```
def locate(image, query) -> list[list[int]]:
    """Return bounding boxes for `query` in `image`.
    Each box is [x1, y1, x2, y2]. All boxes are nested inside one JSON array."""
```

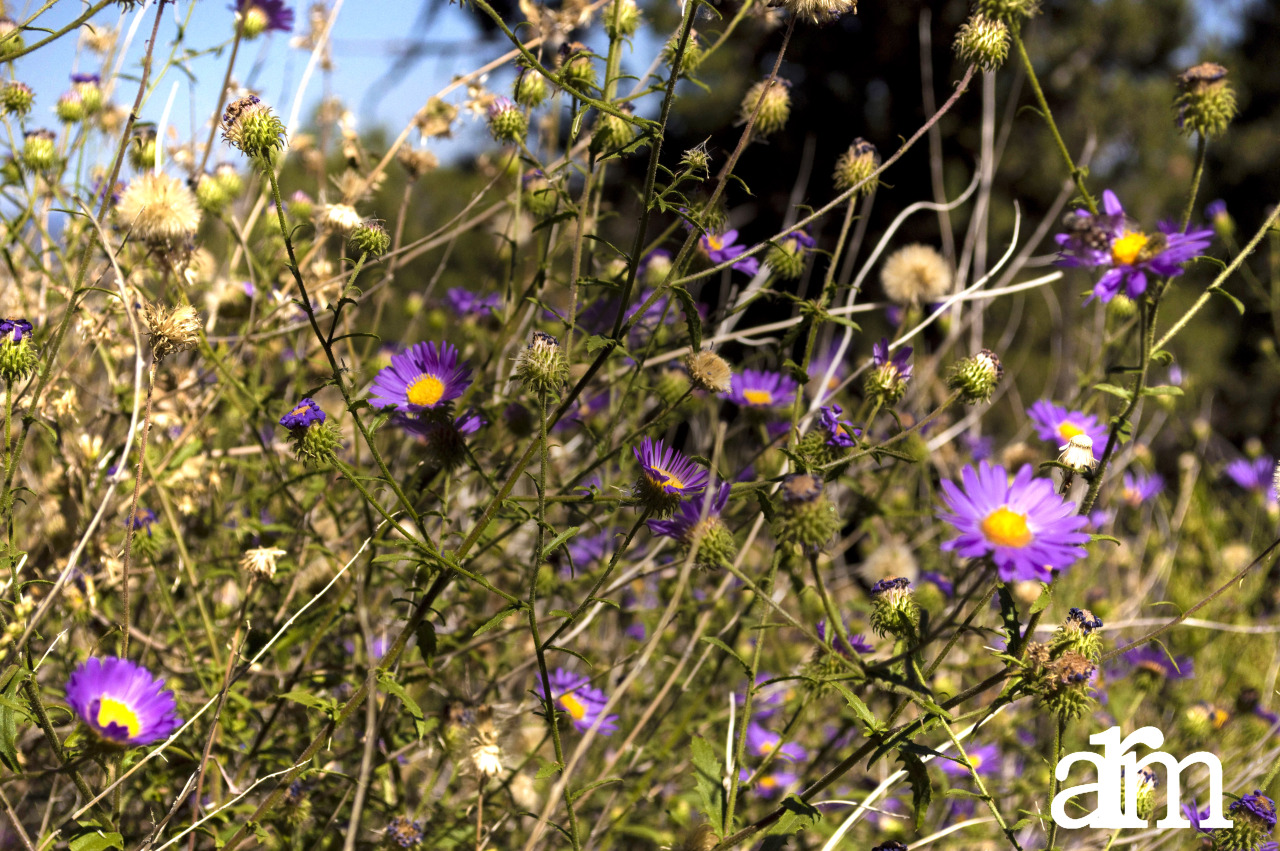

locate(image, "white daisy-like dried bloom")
[[857, 536, 919, 585], [686, 350, 732, 394], [1058, 434, 1097, 472], [880, 243, 952, 305], [142, 301, 201, 362], [241, 547, 286, 580], [320, 202, 361, 232], [776, 0, 856, 24], [117, 172, 202, 246]]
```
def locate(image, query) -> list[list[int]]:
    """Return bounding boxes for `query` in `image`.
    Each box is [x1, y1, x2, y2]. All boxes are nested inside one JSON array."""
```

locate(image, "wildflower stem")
[[809, 552, 855, 657], [2, 0, 114, 63], [1044, 714, 1066, 851], [118, 362, 158, 658], [1012, 33, 1097, 215], [939, 720, 1019, 851], [1180, 132, 1208, 233], [196, 27, 245, 178]]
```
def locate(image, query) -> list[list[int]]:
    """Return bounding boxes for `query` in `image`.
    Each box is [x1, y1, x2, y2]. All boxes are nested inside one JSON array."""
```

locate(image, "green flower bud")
[[954, 13, 1010, 72], [21, 129, 57, 173], [772, 473, 841, 552], [558, 43, 597, 93], [129, 128, 157, 170], [0, 18, 26, 61], [513, 68, 549, 109], [975, 0, 1040, 26], [195, 172, 231, 213], [870, 577, 919, 641], [764, 234, 810, 281], [220, 94, 287, 161], [55, 91, 86, 124], [73, 78, 103, 114], [833, 138, 879, 196], [521, 169, 558, 219], [655, 368, 691, 405], [662, 29, 704, 76], [514, 331, 567, 397], [1, 81, 32, 117], [740, 79, 791, 138], [487, 97, 527, 144], [1047, 607, 1104, 662], [350, 219, 392, 257], [214, 162, 244, 199], [590, 109, 637, 158], [1176, 62, 1237, 138], [604, 0, 641, 39], [946, 349, 1003, 404], [0, 320, 37, 384], [288, 190, 314, 220]]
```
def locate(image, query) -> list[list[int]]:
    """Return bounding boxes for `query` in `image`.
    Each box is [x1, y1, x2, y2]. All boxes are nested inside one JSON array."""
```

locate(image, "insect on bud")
[[833, 138, 879, 196], [220, 94, 287, 161], [947, 349, 1003, 404], [513, 331, 567, 397], [1175, 62, 1237, 138]]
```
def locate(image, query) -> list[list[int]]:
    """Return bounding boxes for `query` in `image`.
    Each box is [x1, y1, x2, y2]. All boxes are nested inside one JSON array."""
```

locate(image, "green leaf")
[[1090, 533, 1122, 546], [543, 526, 581, 558], [473, 605, 521, 637], [897, 748, 933, 831], [762, 794, 823, 849], [828, 682, 878, 730], [996, 585, 1024, 658], [1093, 382, 1133, 402], [415, 620, 437, 666], [376, 671, 427, 739], [1209, 285, 1246, 315], [1030, 582, 1053, 614], [699, 636, 750, 676], [1141, 385, 1184, 397], [279, 690, 337, 715], [536, 759, 564, 779], [690, 735, 726, 832], [585, 335, 615, 354], [568, 776, 622, 803], [0, 673, 21, 771], [69, 829, 124, 851], [670, 285, 702, 352]]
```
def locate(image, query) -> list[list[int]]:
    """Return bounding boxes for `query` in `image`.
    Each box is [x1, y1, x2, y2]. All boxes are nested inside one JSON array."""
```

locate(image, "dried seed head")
[[143, 302, 201, 362], [240, 547, 286, 580], [117, 172, 202, 246], [686, 350, 732, 394]]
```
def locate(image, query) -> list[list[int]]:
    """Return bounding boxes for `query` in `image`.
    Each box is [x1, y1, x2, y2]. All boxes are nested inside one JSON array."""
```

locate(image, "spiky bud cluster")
[[662, 30, 704, 76], [0, 18, 26, 61], [955, 14, 1010, 71], [1120, 768, 1159, 823], [220, 94, 287, 161], [143, 302, 201, 362], [385, 815, 425, 849], [1023, 644, 1096, 720], [558, 43, 598, 93], [870, 577, 918, 641], [487, 97, 527, 144], [865, 356, 910, 406], [975, 0, 1040, 26], [605, 0, 641, 39], [0, 319, 37, 383], [765, 232, 814, 281], [129, 128, 157, 170], [590, 109, 637, 157], [280, 398, 340, 466], [687, 350, 732, 394], [740, 79, 791, 138], [21, 129, 57, 173], [681, 144, 711, 176], [947, 349, 1002, 404], [1048, 607, 1104, 662], [514, 331, 567, 397], [772, 473, 841, 552], [1, 81, 31, 117], [56, 90, 86, 123], [522, 170, 559, 219], [350, 219, 391, 257], [1175, 62, 1237, 138], [195, 172, 231, 213], [833, 138, 880, 196], [513, 68, 549, 109], [1216, 792, 1278, 851]]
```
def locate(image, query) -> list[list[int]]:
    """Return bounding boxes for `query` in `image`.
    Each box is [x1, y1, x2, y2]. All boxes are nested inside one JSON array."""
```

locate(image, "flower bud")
[[514, 331, 567, 397], [21, 129, 57, 172], [220, 94, 287, 161], [0, 18, 26, 61], [214, 162, 244, 199], [1048, 607, 1104, 661], [765, 230, 814, 281], [870, 577, 919, 641], [558, 43, 597, 93], [1119, 768, 1158, 822], [604, 0, 641, 39], [195, 172, 231, 213], [772, 473, 841, 552], [1, 81, 31, 117], [680, 143, 711, 175], [947, 349, 1003, 404], [0, 319, 37, 383], [350, 219, 391, 257], [662, 29, 704, 75], [955, 13, 1009, 71], [129, 128, 157, 170], [1036, 651, 1096, 720], [1176, 62, 1237, 138], [590, 108, 637, 157], [1217, 792, 1277, 851], [687, 350, 732, 394], [143, 302, 201, 362], [72, 74, 103, 114], [522, 169, 559, 219], [513, 67, 548, 109], [288, 189, 314, 220], [487, 97, 527, 144], [975, 0, 1040, 26], [280, 398, 340, 466], [740, 79, 790, 138], [833, 138, 879, 196], [56, 90, 86, 123]]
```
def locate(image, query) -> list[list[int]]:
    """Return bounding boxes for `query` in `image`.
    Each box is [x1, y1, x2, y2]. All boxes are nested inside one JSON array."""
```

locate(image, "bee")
[[1061, 210, 1123, 252], [220, 94, 261, 128], [1134, 231, 1169, 263]]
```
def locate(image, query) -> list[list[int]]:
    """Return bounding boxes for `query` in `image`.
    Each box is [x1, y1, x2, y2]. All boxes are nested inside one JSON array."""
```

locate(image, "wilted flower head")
[[142, 302, 201, 362], [240, 546, 286, 580], [687, 349, 732, 394], [1055, 190, 1213, 304], [1058, 434, 1097, 473], [117, 172, 202, 246], [65, 657, 183, 746], [880, 244, 951, 305], [385, 815, 424, 849], [321, 202, 362, 232]]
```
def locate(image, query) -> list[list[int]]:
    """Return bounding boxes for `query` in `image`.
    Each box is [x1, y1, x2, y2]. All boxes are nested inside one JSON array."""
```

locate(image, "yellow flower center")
[[969, 753, 984, 770], [1111, 231, 1150, 266], [759, 775, 778, 790], [743, 389, 774, 406], [96, 697, 141, 739], [705, 235, 724, 251], [647, 466, 685, 490], [558, 693, 587, 721], [1057, 422, 1083, 442], [406, 374, 445, 407], [759, 739, 776, 754], [980, 506, 1032, 548]]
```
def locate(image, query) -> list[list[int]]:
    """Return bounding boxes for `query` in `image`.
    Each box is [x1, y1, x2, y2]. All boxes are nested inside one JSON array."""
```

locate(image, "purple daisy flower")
[[0, 318, 33, 343], [939, 743, 1000, 777], [279, 397, 326, 430], [745, 722, 808, 761], [564, 527, 618, 573], [648, 482, 730, 542], [1183, 801, 1214, 834], [818, 404, 859, 448], [700, 229, 760, 276], [65, 657, 183, 746], [1121, 471, 1164, 507], [632, 437, 709, 505], [739, 766, 798, 798], [815, 618, 873, 655], [724, 368, 798, 410], [232, 0, 294, 33], [124, 507, 157, 536], [1120, 644, 1193, 680], [445, 287, 501, 318], [369, 341, 472, 412], [1055, 189, 1213, 303], [963, 433, 994, 462], [937, 462, 1090, 582], [547, 669, 618, 735], [70, 72, 101, 85], [919, 570, 955, 597], [1027, 400, 1107, 455], [872, 338, 913, 382], [808, 341, 851, 403], [1231, 791, 1278, 830], [1225, 456, 1275, 494]]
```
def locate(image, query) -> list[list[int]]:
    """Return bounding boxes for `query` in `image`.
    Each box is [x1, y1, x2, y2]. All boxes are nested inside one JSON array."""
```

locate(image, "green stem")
[[1045, 715, 1066, 851], [1179, 133, 1207, 233], [940, 719, 1019, 850]]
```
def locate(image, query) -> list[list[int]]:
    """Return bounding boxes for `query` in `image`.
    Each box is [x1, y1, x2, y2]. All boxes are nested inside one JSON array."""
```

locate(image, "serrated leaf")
[[1030, 581, 1053, 614], [699, 636, 750, 675], [279, 690, 334, 713], [473, 605, 521, 636], [690, 735, 726, 832], [762, 794, 823, 848], [585, 335, 614, 354], [543, 526, 580, 557], [897, 748, 933, 831], [828, 681, 877, 729], [536, 760, 564, 779]]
